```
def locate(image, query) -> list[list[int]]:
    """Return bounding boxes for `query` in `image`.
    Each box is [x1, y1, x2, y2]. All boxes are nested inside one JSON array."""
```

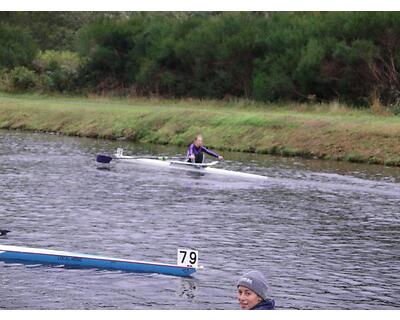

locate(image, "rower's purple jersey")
[[187, 144, 219, 158]]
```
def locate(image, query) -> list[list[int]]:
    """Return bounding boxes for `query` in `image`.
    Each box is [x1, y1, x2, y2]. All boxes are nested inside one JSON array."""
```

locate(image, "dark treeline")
[[1, 12, 400, 107]]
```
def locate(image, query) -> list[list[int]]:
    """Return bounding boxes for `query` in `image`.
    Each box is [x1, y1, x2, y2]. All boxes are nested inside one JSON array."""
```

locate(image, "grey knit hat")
[[237, 270, 270, 300]]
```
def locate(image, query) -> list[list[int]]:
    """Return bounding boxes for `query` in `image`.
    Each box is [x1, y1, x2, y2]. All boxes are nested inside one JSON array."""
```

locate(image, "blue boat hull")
[[0, 245, 196, 277]]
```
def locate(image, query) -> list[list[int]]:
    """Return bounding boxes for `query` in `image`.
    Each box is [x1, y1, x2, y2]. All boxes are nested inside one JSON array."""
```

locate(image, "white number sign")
[[177, 249, 198, 268]]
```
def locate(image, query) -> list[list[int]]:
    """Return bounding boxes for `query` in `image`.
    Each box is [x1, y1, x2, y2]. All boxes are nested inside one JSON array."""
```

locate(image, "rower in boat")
[[187, 135, 223, 163]]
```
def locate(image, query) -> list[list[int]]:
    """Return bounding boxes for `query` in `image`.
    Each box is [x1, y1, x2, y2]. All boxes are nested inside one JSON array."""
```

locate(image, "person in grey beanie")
[[237, 270, 275, 310]]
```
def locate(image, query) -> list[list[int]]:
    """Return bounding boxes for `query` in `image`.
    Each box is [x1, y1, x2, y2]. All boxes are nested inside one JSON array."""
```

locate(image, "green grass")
[[1, 92, 400, 166]]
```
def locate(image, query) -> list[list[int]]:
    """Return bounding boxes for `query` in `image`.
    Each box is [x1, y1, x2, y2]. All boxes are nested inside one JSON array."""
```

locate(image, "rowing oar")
[[96, 154, 180, 164], [0, 230, 10, 236]]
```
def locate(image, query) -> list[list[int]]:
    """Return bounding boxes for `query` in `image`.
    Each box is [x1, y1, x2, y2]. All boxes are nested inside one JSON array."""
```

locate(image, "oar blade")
[[96, 154, 113, 164]]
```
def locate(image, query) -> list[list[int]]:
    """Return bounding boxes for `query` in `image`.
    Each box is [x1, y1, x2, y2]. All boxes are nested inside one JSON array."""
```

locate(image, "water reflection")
[[178, 278, 198, 302]]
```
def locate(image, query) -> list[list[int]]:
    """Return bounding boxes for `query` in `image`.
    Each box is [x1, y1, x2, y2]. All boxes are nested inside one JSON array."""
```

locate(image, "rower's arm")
[[201, 146, 219, 158], [187, 144, 195, 157]]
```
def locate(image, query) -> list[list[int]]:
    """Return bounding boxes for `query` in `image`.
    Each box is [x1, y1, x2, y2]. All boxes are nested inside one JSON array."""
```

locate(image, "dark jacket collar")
[[251, 299, 275, 310]]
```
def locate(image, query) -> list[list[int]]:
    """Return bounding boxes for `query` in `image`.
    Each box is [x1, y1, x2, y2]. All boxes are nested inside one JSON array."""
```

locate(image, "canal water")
[[0, 130, 399, 309]]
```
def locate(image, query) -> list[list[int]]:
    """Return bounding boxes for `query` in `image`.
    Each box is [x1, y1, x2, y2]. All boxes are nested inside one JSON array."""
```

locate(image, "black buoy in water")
[[0, 230, 10, 236]]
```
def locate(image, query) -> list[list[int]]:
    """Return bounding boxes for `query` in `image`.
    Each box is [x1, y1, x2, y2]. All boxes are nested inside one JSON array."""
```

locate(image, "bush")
[[33, 50, 81, 72], [8, 66, 37, 91], [45, 63, 79, 92], [0, 24, 37, 69], [0, 69, 10, 91], [33, 50, 81, 92], [35, 73, 52, 92], [392, 105, 400, 116]]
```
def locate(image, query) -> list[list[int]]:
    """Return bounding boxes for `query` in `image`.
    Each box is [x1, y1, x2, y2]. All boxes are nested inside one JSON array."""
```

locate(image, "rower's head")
[[194, 134, 203, 147], [237, 271, 269, 310]]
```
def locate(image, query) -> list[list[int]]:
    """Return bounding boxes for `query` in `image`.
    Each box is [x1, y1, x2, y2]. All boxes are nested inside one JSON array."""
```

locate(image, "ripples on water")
[[0, 130, 399, 309]]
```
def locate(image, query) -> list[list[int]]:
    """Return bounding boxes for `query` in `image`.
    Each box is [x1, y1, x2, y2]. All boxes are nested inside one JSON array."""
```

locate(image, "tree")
[[0, 24, 37, 69]]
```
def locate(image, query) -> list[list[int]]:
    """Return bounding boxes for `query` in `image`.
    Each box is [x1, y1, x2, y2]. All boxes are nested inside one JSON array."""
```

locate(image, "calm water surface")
[[0, 130, 399, 309]]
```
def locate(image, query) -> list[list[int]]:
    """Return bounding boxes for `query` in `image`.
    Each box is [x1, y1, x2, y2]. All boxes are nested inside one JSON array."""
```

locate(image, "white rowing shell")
[[113, 149, 266, 179]]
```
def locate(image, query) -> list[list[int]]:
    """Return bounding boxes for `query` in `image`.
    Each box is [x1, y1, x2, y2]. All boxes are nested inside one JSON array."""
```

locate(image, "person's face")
[[237, 285, 262, 310], [195, 136, 203, 147]]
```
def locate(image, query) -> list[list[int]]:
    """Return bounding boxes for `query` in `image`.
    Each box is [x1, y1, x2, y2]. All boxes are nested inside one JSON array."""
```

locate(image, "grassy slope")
[[0, 93, 400, 166]]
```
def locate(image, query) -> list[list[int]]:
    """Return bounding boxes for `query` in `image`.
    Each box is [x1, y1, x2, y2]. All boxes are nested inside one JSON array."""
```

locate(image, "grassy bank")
[[1, 93, 400, 166]]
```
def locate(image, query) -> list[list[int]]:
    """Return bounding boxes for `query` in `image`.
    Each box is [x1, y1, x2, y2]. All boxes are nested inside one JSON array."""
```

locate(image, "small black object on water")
[[0, 230, 11, 236]]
